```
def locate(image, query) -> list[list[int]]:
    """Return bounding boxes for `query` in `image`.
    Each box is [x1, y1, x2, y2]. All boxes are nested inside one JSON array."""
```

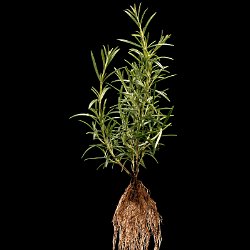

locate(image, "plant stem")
[[135, 141, 139, 177]]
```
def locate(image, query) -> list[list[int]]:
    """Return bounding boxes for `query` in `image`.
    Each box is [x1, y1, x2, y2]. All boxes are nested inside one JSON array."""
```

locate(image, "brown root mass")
[[112, 178, 162, 250]]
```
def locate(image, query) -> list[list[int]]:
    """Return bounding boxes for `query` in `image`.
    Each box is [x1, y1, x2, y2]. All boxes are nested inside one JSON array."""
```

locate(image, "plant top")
[[70, 3, 176, 178]]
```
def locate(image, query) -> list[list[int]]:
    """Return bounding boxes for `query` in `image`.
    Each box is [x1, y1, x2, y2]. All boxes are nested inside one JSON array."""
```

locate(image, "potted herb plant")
[[70, 3, 176, 249]]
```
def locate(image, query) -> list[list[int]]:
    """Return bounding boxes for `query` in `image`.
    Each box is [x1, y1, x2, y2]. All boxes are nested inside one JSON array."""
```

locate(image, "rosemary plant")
[[70, 3, 176, 250], [70, 3, 175, 178]]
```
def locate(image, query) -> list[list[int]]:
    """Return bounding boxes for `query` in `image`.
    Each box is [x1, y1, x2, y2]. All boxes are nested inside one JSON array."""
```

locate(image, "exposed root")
[[112, 178, 162, 250]]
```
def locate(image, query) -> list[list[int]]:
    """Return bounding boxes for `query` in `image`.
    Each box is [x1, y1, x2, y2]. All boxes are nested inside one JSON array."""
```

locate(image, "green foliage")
[[70, 3, 176, 177]]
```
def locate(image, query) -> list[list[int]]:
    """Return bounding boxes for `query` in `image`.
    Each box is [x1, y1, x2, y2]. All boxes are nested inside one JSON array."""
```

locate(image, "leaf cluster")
[[70, 3, 176, 177]]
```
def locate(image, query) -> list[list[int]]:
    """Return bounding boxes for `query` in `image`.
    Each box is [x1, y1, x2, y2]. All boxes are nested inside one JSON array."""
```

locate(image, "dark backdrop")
[[7, 0, 240, 249]]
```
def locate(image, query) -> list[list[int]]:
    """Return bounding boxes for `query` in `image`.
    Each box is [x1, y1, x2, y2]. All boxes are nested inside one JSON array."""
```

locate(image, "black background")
[[5, 0, 243, 249]]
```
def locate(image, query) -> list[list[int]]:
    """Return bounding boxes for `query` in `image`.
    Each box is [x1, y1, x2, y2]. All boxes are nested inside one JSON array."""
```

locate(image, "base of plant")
[[112, 178, 162, 250]]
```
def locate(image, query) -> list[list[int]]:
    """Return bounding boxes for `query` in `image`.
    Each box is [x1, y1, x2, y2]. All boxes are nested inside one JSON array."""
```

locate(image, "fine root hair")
[[112, 178, 162, 250]]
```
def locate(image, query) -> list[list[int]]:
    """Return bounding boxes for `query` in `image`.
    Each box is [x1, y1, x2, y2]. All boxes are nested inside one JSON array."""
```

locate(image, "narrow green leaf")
[[100, 86, 109, 101], [156, 43, 174, 46], [144, 151, 159, 164], [81, 144, 98, 159], [124, 9, 139, 26], [88, 99, 98, 110], [162, 134, 177, 137], [128, 51, 141, 62], [140, 7, 148, 24], [84, 156, 106, 161], [154, 128, 162, 149], [91, 87, 99, 97], [77, 119, 94, 131], [117, 39, 141, 48], [142, 12, 157, 34], [159, 56, 174, 60], [69, 113, 96, 119], [90, 51, 100, 81], [155, 90, 170, 102]]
